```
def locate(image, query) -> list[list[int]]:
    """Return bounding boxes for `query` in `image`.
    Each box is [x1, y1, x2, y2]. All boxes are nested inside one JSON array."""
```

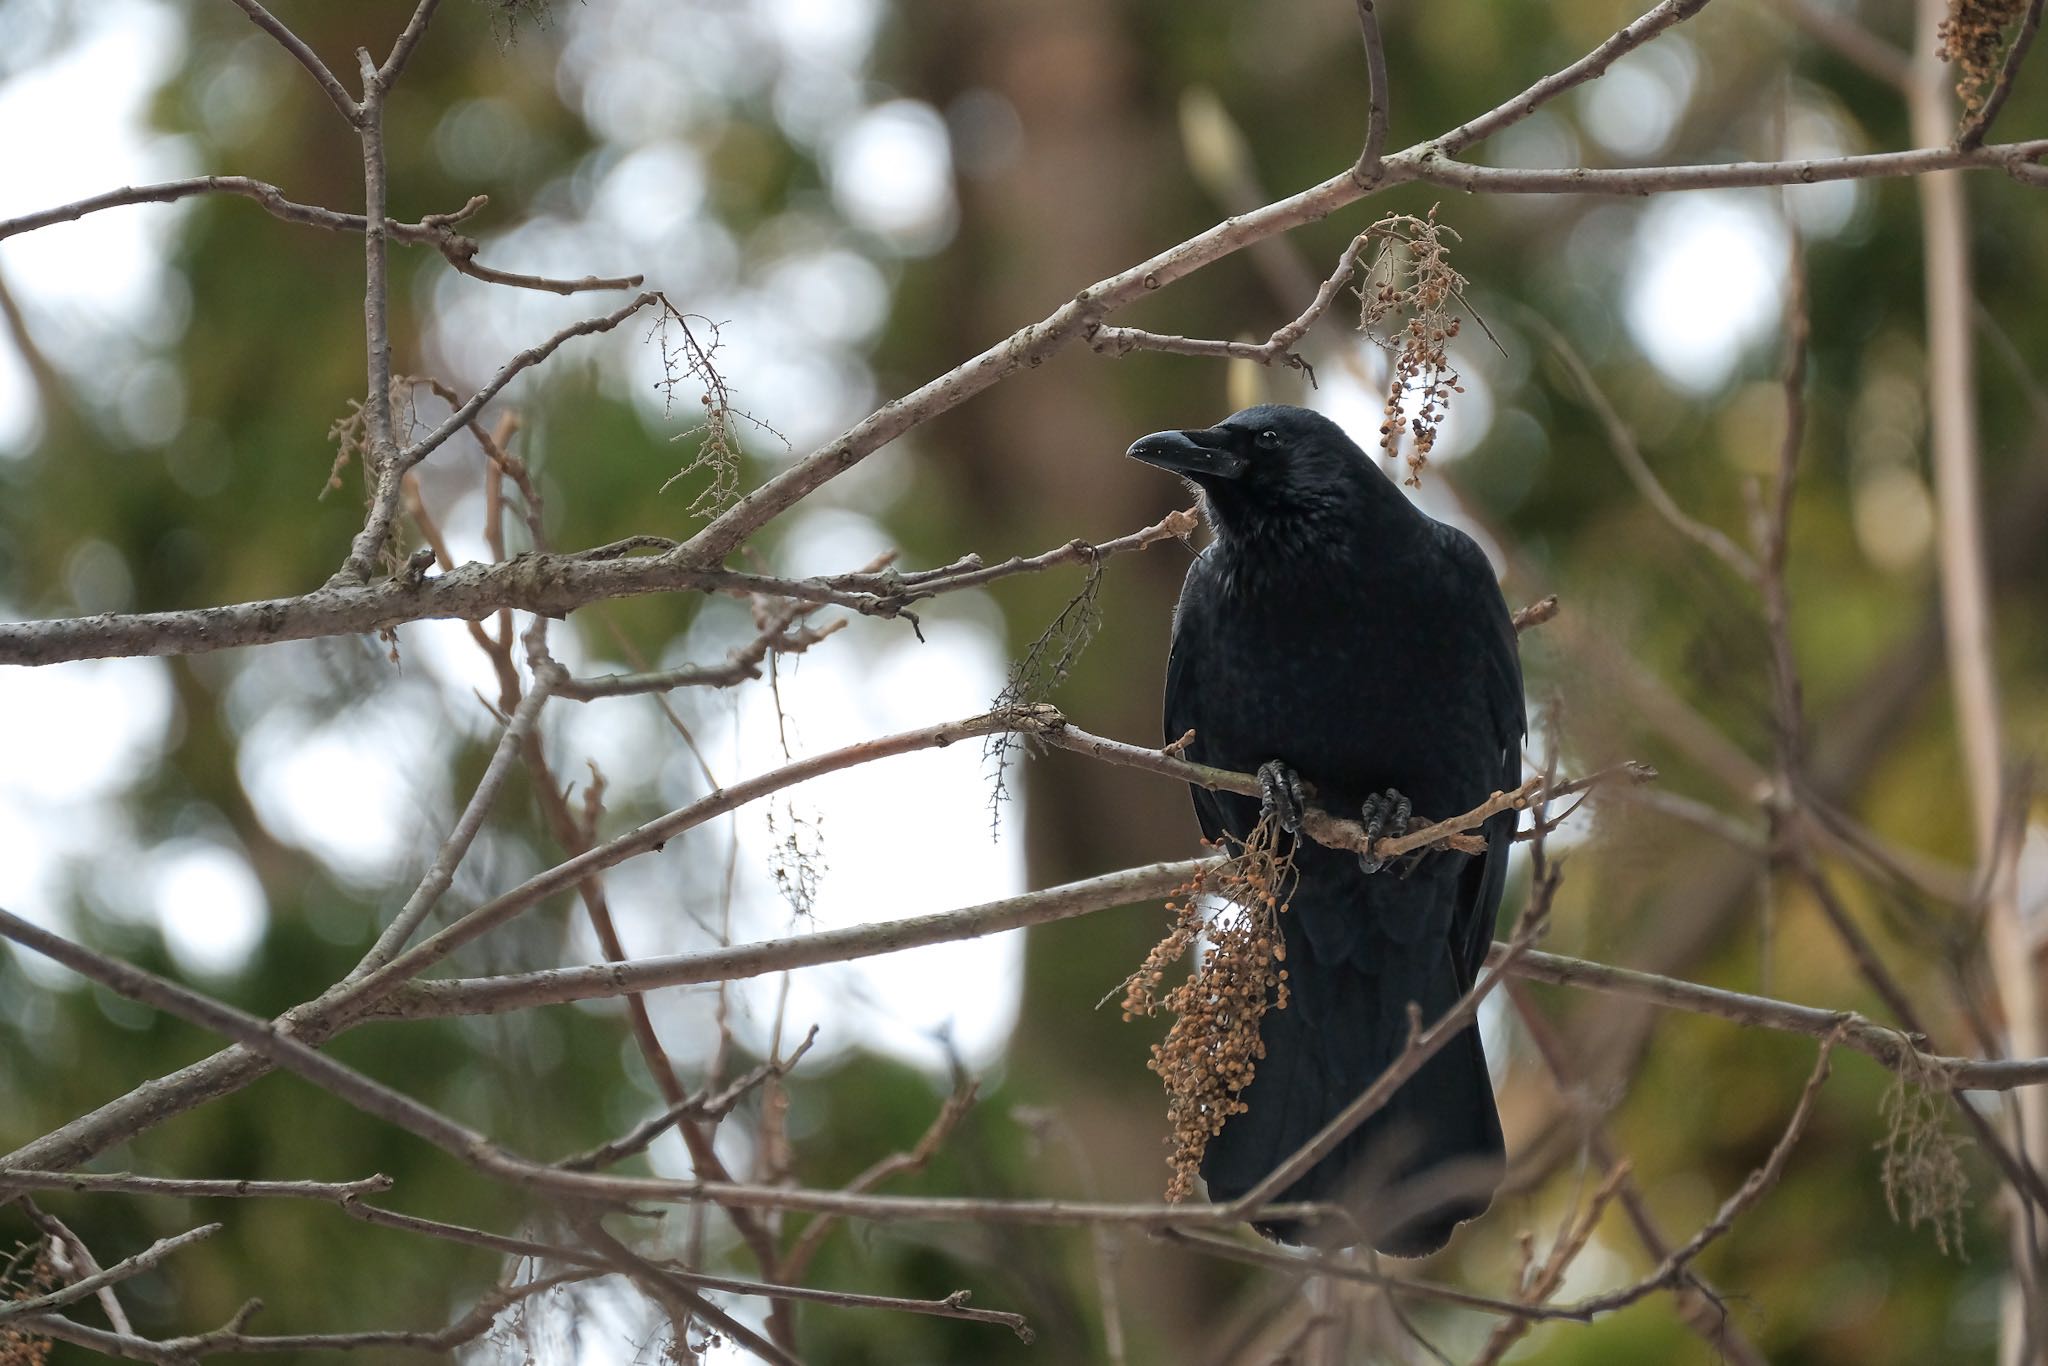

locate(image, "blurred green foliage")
[[3, 0, 2047, 1362]]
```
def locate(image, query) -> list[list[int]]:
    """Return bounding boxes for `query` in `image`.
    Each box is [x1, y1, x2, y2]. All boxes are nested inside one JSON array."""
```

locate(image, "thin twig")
[[818, 505, 1201, 604], [1353, 0, 1392, 178], [400, 292, 659, 468], [1431, 0, 1715, 156], [332, 291, 660, 587], [379, 0, 444, 83], [373, 742, 1634, 1020], [1528, 310, 1759, 581], [781, 1080, 980, 1283], [0, 1170, 391, 1202], [1753, 230, 1809, 763], [352, 668, 559, 975], [335, 48, 400, 588], [1505, 944, 2048, 1089], [1777, 0, 1913, 90], [1090, 233, 1377, 383], [350, 709, 1081, 1001], [18, 1201, 135, 1336], [224, 0, 359, 122], [378, 855, 1210, 1018], [1168, 1033, 1838, 1327], [0, 1223, 220, 1323], [1563, 1032, 1841, 1317], [1160, 1228, 1559, 1319], [0, 505, 1192, 667], [1413, 137, 2048, 193], [1511, 594, 1559, 632], [1039, 718, 1648, 862], [1471, 1162, 1632, 1364], [18, 1270, 594, 1362], [341, 1201, 1031, 1336], [1506, 983, 1767, 1363], [557, 610, 845, 699], [571, 1216, 797, 1366], [1, 897, 1358, 1232], [557, 1032, 818, 1172], [0, 177, 644, 293], [1795, 853, 2048, 1212]]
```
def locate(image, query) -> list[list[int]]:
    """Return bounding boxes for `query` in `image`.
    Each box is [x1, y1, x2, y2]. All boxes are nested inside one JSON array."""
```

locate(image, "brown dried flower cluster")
[[0, 1240, 55, 1366], [1358, 207, 1469, 486], [1122, 815, 1297, 1201], [1937, 0, 2029, 112]]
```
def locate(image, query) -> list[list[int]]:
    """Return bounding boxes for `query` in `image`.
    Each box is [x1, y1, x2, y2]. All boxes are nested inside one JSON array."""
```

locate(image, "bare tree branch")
[[224, 0, 359, 123], [0, 1171, 391, 1202], [556, 610, 845, 698], [1353, 0, 1393, 178], [341, 1200, 1032, 1337], [18, 1270, 595, 1362], [1506, 945, 2048, 1089], [1168, 1031, 1839, 1328], [378, 856, 1208, 1019], [16, 1202, 136, 1336], [379, 0, 444, 84], [0, 506, 1191, 667], [1560, 1031, 1840, 1318], [2, 897, 1359, 1232], [780, 1080, 981, 1283], [1089, 232, 1377, 381], [352, 667, 559, 975], [351, 53, 397, 568], [0, 177, 643, 294], [0, 1223, 220, 1324], [1776, 0, 1913, 90], [1528, 311, 1760, 581], [558, 1032, 818, 1172], [1411, 137, 2048, 192], [399, 292, 659, 469], [10, 0, 2048, 1353], [1471, 1162, 1632, 1364], [1506, 984, 1768, 1364], [1431, 0, 1715, 156]]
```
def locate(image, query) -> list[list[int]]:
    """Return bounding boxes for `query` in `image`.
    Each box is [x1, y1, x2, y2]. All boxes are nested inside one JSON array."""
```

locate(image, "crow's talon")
[[1357, 788, 1412, 874], [1257, 761, 1307, 835]]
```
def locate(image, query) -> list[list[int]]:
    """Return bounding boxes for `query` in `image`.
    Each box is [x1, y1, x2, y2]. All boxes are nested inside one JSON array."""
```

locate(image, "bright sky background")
[[0, 5, 1900, 1360]]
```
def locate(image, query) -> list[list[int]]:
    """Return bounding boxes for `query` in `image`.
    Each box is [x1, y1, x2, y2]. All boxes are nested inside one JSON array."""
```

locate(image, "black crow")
[[1128, 403, 1523, 1255]]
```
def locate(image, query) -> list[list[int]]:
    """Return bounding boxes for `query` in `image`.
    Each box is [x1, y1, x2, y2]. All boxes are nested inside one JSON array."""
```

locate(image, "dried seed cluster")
[[1, 1239, 55, 1366], [1937, 0, 2029, 112], [1357, 207, 1469, 486], [1122, 815, 1297, 1201]]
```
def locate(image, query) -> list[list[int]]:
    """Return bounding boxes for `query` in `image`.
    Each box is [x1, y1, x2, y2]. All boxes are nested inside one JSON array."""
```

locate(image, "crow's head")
[[1126, 404, 1390, 539]]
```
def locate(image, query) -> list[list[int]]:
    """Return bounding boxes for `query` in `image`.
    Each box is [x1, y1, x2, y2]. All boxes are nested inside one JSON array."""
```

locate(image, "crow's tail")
[[1198, 933, 1504, 1256]]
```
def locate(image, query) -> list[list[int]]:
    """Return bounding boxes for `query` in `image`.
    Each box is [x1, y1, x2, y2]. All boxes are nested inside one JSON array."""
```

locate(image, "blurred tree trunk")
[[891, 2, 1240, 1354]]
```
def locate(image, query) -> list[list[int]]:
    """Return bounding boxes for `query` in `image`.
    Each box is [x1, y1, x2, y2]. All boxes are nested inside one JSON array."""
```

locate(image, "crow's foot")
[[1357, 788, 1412, 874], [1257, 760, 1308, 835]]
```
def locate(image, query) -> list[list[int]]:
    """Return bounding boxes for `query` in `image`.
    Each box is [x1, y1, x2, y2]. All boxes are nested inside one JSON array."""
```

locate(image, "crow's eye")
[[1255, 429, 1282, 450]]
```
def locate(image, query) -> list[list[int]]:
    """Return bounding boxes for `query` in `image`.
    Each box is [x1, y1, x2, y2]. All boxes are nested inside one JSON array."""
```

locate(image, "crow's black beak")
[[1126, 426, 1248, 481]]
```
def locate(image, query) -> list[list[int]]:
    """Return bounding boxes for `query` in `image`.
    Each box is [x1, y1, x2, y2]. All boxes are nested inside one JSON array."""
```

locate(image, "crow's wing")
[[1164, 550, 1238, 847], [1431, 522, 1528, 989]]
